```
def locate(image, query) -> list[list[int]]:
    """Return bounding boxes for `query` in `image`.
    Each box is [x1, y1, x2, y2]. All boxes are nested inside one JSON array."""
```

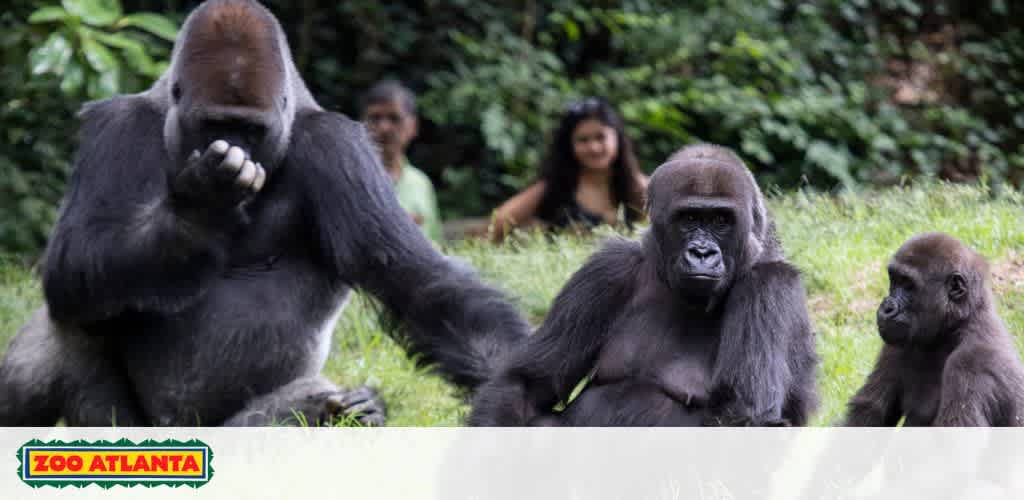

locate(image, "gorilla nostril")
[[687, 246, 718, 260]]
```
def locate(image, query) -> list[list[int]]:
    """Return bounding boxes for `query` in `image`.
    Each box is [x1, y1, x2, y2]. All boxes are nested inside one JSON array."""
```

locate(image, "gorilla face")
[[171, 89, 288, 168], [163, 0, 294, 169], [878, 239, 972, 347], [661, 202, 738, 299], [646, 150, 761, 305], [877, 264, 921, 346]]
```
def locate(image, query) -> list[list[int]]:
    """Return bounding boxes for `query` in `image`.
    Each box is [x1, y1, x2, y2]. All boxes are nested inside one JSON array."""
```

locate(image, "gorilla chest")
[[594, 317, 719, 401], [227, 180, 308, 265], [900, 367, 944, 426]]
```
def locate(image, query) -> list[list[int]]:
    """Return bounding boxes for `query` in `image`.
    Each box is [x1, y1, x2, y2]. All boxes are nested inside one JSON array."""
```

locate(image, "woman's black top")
[[538, 199, 610, 231]]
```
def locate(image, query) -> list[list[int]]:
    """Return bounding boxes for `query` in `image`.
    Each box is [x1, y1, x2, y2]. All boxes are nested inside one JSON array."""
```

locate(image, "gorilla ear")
[[947, 272, 968, 302], [746, 233, 763, 262]]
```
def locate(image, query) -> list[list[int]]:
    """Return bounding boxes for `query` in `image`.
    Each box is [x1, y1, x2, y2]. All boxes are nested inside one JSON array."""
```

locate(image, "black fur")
[[469, 144, 819, 426], [845, 232, 1024, 426], [0, 0, 528, 427]]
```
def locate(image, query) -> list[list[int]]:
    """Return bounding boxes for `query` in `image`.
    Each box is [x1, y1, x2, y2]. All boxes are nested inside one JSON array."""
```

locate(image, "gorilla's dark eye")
[[172, 82, 183, 102], [712, 214, 727, 226], [890, 274, 914, 292]]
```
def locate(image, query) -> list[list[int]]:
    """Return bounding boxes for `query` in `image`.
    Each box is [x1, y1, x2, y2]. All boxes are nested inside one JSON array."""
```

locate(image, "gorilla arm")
[[933, 347, 1005, 426], [712, 261, 818, 425], [844, 346, 904, 426], [292, 111, 529, 391], [468, 240, 645, 425], [43, 98, 242, 325]]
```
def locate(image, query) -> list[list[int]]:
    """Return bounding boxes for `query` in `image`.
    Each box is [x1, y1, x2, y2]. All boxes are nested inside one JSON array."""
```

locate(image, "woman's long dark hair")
[[535, 97, 646, 227]]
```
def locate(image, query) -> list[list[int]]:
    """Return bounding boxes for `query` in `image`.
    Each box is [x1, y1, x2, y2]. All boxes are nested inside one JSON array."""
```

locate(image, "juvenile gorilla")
[[845, 233, 1024, 426], [0, 0, 529, 426], [470, 144, 819, 426]]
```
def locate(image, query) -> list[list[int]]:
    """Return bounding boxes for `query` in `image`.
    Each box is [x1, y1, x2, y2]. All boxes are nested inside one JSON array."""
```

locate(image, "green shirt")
[[394, 161, 443, 242]]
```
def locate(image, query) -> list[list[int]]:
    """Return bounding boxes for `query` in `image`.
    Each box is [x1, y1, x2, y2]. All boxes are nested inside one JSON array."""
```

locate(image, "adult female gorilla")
[[472, 144, 819, 426]]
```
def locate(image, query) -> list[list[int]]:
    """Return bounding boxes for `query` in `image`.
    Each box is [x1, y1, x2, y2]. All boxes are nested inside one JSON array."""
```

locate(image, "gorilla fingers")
[[172, 140, 267, 210]]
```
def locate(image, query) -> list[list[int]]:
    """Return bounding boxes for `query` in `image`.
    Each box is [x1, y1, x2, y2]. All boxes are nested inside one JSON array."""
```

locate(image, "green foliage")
[[27, 0, 177, 99], [422, 1, 1023, 198], [1, 4, 79, 254], [0, 1, 177, 254], [3, 0, 1022, 253]]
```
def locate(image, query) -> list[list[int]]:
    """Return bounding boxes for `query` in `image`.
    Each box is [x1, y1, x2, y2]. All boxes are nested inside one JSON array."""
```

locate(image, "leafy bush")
[[0, 0, 176, 254], [422, 1, 1024, 198], [1, 3, 79, 254], [27, 0, 177, 99], [3, 0, 1022, 254]]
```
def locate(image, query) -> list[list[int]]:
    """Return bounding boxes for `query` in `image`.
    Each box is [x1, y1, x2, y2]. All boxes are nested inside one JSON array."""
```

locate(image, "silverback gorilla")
[[0, 0, 529, 426], [845, 233, 1024, 426], [470, 144, 819, 426]]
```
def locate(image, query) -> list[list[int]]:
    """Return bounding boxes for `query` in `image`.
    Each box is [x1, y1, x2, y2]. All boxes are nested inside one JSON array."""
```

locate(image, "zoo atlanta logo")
[[16, 438, 213, 489]]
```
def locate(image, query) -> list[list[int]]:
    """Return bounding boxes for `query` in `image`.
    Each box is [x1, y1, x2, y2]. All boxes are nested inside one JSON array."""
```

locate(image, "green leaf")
[[28, 33, 72, 75], [120, 44, 156, 76], [806, 141, 856, 189], [564, 20, 580, 42], [90, 30, 138, 50], [80, 32, 119, 72], [152, 61, 170, 76], [87, 66, 120, 98], [90, 31, 157, 76], [98, 68, 120, 95], [117, 13, 179, 42], [60, 61, 86, 94], [62, 0, 121, 27], [28, 6, 69, 24]]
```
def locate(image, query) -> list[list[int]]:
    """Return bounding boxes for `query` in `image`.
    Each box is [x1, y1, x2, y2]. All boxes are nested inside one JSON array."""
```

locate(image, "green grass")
[[1, 183, 1022, 426]]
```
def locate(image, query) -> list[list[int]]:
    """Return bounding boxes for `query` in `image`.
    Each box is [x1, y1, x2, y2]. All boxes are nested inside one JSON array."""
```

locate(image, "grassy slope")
[[0, 184, 1021, 426]]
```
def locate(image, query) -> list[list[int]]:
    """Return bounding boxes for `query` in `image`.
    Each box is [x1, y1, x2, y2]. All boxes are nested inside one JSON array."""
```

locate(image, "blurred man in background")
[[362, 80, 443, 242]]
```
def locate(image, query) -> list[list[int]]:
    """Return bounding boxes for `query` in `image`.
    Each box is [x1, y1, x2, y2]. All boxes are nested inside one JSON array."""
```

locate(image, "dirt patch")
[[992, 250, 1024, 295], [847, 260, 884, 315], [808, 295, 834, 321], [849, 297, 879, 316]]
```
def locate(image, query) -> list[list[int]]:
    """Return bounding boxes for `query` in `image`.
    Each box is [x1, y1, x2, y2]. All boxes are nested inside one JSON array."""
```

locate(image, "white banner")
[[0, 427, 1021, 499]]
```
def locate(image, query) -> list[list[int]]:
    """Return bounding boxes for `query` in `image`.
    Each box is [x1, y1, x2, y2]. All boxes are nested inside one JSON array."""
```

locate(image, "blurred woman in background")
[[491, 97, 648, 243]]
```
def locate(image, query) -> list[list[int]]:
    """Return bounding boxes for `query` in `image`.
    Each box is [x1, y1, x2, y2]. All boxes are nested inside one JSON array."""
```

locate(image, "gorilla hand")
[[171, 140, 267, 209], [324, 386, 387, 427]]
